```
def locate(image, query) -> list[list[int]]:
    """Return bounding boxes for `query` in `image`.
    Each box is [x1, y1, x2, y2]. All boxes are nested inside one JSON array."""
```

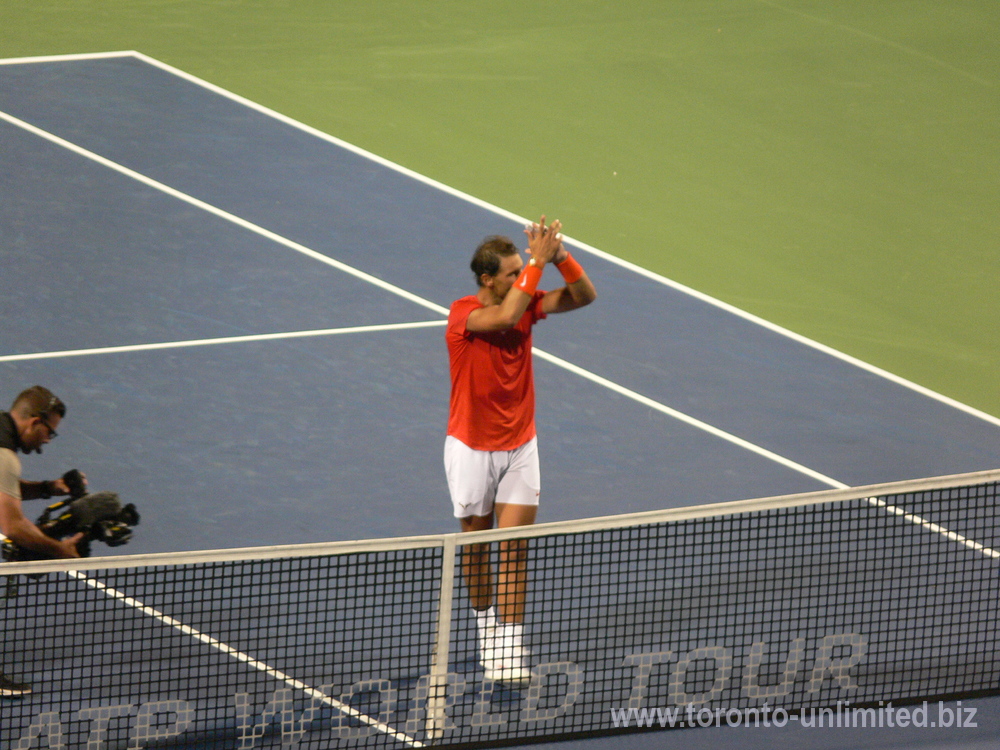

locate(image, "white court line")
[[0, 51, 135, 66], [533, 348, 847, 489], [755, 0, 995, 88], [70, 570, 425, 748], [540, 347, 1000, 562], [5, 82, 1000, 566], [0, 105, 843, 490], [1, 50, 998, 428], [0, 320, 446, 363], [4, 51, 996, 746], [118, 50, 995, 430], [865, 497, 1000, 560], [0, 108, 449, 319]]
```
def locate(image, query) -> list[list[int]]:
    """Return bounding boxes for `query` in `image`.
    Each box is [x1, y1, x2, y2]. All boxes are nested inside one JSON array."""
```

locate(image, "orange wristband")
[[555, 253, 584, 284], [514, 263, 543, 294]]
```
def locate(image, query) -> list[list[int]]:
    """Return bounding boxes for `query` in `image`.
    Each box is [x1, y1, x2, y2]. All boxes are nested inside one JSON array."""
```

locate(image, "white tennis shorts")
[[444, 436, 540, 518]]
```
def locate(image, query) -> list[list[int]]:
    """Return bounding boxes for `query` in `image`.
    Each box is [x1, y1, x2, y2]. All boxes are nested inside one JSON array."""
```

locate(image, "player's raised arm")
[[539, 233, 597, 315], [467, 217, 564, 332]]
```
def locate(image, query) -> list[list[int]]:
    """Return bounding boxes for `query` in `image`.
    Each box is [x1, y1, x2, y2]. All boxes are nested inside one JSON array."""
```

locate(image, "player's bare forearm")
[[467, 285, 536, 331], [540, 227, 596, 314], [566, 271, 597, 307], [542, 271, 596, 314]]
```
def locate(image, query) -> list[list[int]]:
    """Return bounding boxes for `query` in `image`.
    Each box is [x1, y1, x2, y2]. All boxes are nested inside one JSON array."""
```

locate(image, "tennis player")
[[445, 216, 596, 682]]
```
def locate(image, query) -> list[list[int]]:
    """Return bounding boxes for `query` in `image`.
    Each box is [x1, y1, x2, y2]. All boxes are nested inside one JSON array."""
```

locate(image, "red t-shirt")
[[446, 292, 548, 451]]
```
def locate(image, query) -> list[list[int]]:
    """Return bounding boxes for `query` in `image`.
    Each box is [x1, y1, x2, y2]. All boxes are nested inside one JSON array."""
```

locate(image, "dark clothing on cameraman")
[[0, 411, 24, 452], [0, 413, 25, 502]]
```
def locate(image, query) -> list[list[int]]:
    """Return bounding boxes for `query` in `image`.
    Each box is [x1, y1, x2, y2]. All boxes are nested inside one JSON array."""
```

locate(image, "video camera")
[[2, 469, 140, 564]]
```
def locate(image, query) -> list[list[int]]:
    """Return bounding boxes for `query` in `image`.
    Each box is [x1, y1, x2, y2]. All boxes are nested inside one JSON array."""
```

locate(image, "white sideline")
[[71, 571, 426, 747]]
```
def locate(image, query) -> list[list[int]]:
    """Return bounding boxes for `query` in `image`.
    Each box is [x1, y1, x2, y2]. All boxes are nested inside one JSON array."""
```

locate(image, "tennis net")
[[2, 469, 999, 748]]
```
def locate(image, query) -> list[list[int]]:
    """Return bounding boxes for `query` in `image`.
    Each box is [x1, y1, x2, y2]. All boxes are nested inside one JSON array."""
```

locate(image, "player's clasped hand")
[[524, 215, 563, 265]]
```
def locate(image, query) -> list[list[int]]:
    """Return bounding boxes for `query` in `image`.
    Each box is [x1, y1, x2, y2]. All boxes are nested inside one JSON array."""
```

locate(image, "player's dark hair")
[[11, 386, 66, 420], [470, 236, 518, 286]]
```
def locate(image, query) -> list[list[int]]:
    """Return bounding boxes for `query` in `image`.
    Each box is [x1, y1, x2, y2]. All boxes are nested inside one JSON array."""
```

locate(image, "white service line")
[[541, 354, 999, 566], [71, 570, 425, 748], [0, 321, 446, 363], [0, 108, 449, 318], [866, 497, 1000, 559]]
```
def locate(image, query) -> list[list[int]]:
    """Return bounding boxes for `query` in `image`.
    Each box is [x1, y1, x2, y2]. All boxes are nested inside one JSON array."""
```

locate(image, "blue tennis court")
[[3, 52, 1000, 749]]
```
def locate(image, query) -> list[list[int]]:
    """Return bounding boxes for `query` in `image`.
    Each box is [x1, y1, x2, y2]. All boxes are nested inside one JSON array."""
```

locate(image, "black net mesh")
[[2, 477, 998, 748], [2, 549, 441, 748]]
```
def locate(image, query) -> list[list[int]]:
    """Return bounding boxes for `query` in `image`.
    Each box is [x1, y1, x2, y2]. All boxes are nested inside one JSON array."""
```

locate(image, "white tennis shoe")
[[481, 621, 531, 684]]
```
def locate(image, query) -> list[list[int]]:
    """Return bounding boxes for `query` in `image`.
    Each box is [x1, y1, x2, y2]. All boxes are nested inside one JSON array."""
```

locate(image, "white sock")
[[475, 606, 497, 633]]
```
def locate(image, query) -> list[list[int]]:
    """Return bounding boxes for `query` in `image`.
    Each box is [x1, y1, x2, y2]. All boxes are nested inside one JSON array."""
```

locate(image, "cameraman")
[[1, 385, 84, 697]]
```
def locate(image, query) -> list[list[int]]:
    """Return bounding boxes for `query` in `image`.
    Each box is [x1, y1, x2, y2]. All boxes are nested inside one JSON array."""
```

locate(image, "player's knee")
[[499, 538, 529, 562]]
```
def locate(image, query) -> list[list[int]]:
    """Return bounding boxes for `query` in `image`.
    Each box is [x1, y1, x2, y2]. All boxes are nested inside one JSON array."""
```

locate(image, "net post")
[[425, 533, 457, 741]]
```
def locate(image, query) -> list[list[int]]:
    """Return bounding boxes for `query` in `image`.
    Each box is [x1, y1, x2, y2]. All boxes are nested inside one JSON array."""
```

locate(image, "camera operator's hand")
[[54, 532, 85, 559], [53, 469, 87, 497]]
